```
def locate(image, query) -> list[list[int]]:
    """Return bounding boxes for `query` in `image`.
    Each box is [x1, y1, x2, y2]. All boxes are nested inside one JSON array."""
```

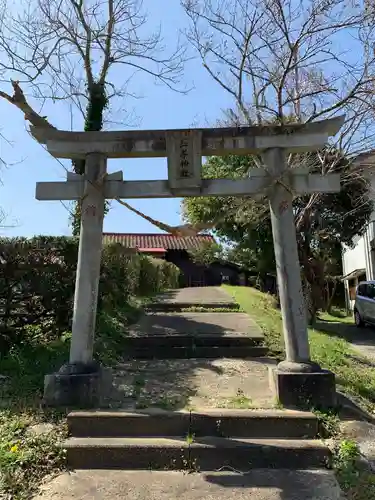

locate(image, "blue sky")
[[0, 1, 232, 238]]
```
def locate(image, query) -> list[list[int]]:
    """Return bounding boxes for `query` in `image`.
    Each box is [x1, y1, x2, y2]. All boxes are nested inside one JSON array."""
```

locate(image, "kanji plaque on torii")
[[166, 130, 202, 191], [31, 116, 345, 409]]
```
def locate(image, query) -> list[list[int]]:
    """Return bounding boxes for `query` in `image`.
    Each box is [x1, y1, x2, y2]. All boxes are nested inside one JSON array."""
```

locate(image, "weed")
[[136, 395, 183, 411], [313, 409, 340, 438], [181, 455, 199, 472], [330, 439, 375, 499], [132, 374, 146, 398], [186, 431, 195, 445], [223, 286, 283, 355], [185, 404, 196, 412], [0, 410, 67, 499], [224, 389, 253, 409], [274, 398, 284, 409], [215, 419, 225, 437], [180, 306, 241, 313], [182, 429, 199, 472], [156, 395, 181, 410]]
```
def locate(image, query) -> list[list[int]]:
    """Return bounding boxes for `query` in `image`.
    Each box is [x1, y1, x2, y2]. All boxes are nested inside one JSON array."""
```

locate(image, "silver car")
[[354, 281, 375, 327]]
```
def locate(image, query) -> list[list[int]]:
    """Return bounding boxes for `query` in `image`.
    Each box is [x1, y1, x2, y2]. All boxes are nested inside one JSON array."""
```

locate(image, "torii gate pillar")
[[264, 148, 336, 409], [44, 153, 112, 407]]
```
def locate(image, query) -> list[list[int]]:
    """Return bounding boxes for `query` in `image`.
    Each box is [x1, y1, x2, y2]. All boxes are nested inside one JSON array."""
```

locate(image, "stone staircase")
[[65, 408, 329, 470], [64, 287, 331, 471], [121, 310, 267, 359], [122, 288, 268, 359]]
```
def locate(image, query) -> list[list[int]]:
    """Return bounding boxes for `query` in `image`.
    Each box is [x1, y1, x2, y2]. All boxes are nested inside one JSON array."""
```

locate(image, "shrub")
[[138, 256, 179, 295], [0, 237, 78, 352], [0, 237, 180, 354]]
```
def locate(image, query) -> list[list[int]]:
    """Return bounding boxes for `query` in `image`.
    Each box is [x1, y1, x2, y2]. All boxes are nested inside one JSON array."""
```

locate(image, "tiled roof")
[[103, 233, 215, 250]]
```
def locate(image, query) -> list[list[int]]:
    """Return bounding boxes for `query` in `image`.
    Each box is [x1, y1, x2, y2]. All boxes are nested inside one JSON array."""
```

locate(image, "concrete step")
[[149, 288, 238, 308], [128, 311, 264, 339], [64, 436, 330, 470], [68, 409, 319, 439], [125, 335, 263, 348], [32, 469, 344, 500], [122, 345, 268, 359]]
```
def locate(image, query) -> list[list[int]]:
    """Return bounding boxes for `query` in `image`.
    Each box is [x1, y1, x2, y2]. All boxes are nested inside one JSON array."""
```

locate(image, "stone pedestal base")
[[43, 364, 113, 408], [272, 368, 336, 410]]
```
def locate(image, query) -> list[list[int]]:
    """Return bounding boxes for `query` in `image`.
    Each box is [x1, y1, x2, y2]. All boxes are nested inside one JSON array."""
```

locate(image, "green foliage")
[[180, 305, 241, 312], [85, 82, 108, 132], [0, 412, 67, 499], [138, 255, 180, 296], [188, 240, 223, 266], [296, 148, 373, 247], [183, 151, 373, 311], [331, 439, 371, 496], [313, 409, 340, 438], [223, 389, 253, 409], [333, 439, 361, 467], [225, 246, 262, 272], [99, 246, 142, 306], [0, 236, 180, 355], [184, 152, 373, 252], [0, 237, 78, 353], [182, 155, 275, 274]]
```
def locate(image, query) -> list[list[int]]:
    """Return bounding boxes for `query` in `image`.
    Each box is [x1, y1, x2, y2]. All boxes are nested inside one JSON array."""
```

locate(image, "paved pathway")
[[316, 317, 375, 364], [33, 287, 343, 499], [347, 326, 375, 363], [128, 312, 263, 339], [150, 286, 237, 307], [34, 469, 342, 500], [109, 286, 271, 410], [111, 357, 276, 410]]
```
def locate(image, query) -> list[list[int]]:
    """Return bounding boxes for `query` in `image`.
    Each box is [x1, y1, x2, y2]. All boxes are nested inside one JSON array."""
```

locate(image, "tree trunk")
[[326, 280, 338, 314]]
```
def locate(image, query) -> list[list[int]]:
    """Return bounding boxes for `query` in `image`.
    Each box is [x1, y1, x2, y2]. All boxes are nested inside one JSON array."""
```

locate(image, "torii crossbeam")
[[33, 116, 344, 409]]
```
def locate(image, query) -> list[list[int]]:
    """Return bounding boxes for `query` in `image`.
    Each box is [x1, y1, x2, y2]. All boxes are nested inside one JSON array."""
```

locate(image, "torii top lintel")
[[30, 116, 345, 160]]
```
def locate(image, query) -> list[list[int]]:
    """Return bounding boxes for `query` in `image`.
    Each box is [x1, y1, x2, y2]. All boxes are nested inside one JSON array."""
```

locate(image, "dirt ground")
[[109, 357, 277, 410]]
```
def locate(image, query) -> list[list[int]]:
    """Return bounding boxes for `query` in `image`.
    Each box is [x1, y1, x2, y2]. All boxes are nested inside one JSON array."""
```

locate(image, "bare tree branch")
[[182, 0, 375, 130], [0, 0, 187, 127], [0, 80, 56, 129]]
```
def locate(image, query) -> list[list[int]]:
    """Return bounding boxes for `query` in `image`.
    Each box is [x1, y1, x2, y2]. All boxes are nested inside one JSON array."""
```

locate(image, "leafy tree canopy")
[[182, 150, 373, 279]]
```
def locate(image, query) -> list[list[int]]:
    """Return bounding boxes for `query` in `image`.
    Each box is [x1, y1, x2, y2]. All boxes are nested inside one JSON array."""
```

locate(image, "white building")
[[342, 151, 375, 310]]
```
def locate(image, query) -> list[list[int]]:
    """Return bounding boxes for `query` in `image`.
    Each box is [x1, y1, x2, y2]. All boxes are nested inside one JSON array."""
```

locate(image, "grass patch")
[[224, 286, 375, 413], [223, 286, 283, 354], [325, 307, 350, 319], [180, 305, 242, 313], [136, 394, 183, 411], [95, 296, 152, 365], [0, 410, 67, 499], [331, 439, 375, 500], [313, 409, 340, 439], [0, 298, 150, 499], [222, 389, 253, 409], [224, 286, 375, 496]]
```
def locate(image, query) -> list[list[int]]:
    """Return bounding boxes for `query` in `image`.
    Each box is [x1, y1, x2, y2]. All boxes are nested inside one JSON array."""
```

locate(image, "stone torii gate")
[[31, 116, 344, 408]]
